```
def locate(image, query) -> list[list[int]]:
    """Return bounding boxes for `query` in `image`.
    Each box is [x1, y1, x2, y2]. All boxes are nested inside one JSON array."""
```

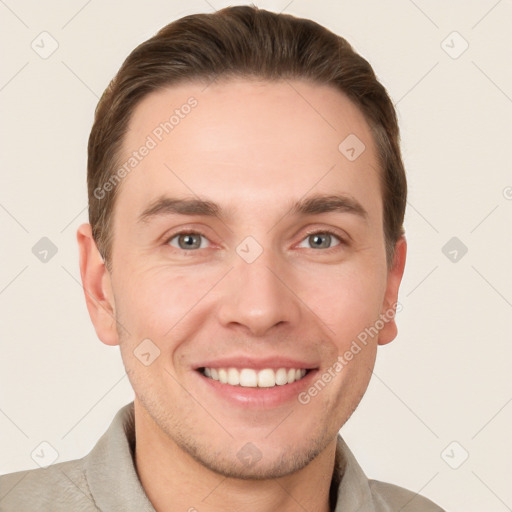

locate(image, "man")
[[0, 5, 445, 511]]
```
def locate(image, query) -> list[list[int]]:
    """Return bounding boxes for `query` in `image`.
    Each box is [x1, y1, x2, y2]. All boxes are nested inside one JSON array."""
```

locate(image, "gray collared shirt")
[[0, 402, 445, 511]]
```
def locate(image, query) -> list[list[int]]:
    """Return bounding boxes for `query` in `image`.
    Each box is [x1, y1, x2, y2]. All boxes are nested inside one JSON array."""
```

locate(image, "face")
[[79, 78, 406, 479]]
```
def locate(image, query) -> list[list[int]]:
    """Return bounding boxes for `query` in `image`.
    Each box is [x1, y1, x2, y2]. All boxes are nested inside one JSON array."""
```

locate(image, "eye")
[[166, 231, 210, 251], [164, 229, 346, 253], [297, 230, 343, 250]]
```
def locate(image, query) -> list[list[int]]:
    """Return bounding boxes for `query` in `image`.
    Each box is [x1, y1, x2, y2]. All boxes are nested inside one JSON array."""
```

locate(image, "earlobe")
[[76, 223, 120, 346], [378, 236, 407, 346]]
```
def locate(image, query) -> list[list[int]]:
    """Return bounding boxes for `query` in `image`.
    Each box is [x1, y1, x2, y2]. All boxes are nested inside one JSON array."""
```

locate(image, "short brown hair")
[[87, 5, 406, 269]]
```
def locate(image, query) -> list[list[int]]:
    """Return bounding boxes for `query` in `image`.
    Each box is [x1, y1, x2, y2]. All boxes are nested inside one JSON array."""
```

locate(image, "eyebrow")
[[288, 193, 367, 219], [137, 193, 368, 224]]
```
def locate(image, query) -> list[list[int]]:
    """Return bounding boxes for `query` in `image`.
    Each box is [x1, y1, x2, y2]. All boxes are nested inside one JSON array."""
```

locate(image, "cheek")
[[115, 269, 193, 335], [114, 248, 387, 349], [300, 264, 385, 341]]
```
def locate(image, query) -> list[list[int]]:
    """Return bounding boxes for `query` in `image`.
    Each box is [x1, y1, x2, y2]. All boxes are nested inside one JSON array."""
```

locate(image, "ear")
[[76, 223, 120, 346], [378, 236, 407, 346]]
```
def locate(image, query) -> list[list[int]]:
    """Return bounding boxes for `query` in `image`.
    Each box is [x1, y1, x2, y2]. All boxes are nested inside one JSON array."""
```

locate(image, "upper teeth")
[[203, 367, 307, 387]]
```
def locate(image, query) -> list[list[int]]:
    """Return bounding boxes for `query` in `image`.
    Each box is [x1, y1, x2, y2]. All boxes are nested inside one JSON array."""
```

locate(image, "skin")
[[77, 78, 406, 512]]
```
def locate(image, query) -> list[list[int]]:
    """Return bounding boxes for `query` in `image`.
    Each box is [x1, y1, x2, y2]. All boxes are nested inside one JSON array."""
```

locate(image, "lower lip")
[[195, 369, 318, 408]]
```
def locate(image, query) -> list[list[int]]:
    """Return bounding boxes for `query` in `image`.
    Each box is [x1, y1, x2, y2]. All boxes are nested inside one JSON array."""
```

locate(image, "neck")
[[133, 401, 339, 512]]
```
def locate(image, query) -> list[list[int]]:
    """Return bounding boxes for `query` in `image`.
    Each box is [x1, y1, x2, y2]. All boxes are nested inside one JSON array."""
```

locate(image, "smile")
[[199, 367, 308, 388]]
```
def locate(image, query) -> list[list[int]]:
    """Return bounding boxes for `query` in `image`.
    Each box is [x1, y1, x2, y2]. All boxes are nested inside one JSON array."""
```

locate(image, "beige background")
[[1, 1, 511, 510]]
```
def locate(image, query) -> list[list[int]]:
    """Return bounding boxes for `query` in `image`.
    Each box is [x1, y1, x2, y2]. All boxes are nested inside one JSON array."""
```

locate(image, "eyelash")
[[164, 228, 347, 254]]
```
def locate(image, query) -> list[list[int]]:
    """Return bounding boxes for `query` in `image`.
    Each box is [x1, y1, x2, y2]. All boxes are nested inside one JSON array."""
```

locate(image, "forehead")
[[116, 78, 381, 223]]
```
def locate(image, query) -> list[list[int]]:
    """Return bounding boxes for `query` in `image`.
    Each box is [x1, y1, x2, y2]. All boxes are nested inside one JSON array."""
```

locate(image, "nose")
[[216, 247, 302, 338]]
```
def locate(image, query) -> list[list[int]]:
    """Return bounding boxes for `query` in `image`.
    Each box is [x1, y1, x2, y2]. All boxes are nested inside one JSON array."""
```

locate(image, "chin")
[[177, 430, 331, 481]]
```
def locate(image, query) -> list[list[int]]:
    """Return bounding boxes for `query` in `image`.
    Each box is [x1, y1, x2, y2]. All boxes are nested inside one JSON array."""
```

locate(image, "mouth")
[[194, 362, 319, 408], [192, 355, 319, 408], [198, 366, 310, 388]]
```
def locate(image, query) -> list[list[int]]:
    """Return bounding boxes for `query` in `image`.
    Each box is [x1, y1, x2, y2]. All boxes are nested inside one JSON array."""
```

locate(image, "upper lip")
[[194, 355, 318, 371]]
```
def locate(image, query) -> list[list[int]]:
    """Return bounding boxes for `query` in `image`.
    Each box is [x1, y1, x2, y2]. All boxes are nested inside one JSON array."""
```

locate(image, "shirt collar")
[[332, 434, 376, 511], [84, 402, 155, 511], [84, 402, 376, 512]]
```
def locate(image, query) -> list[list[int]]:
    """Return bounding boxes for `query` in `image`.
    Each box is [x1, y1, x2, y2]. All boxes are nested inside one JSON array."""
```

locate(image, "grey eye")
[[298, 232, 341, 250], [310, 233, 331, 249], [168, 233, 206, 250]]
